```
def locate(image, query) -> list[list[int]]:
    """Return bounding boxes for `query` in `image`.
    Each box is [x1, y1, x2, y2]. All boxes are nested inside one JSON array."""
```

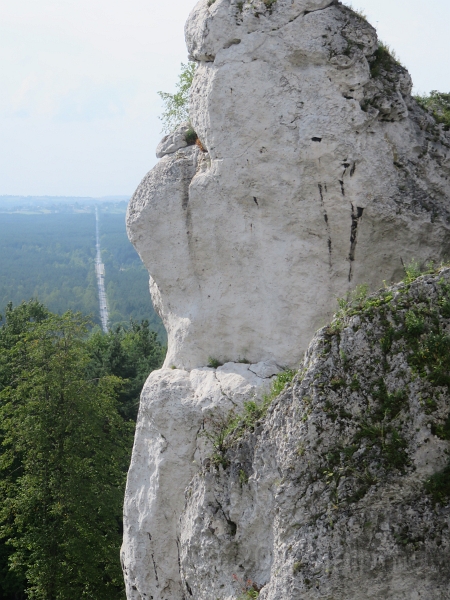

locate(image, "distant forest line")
[[0, 195, 129, 213], [0, 198, 166, 342]]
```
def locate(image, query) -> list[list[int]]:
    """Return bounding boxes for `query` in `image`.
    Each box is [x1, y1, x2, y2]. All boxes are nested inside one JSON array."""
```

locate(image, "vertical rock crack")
[[318, 184, 333, 268], [348, 204, 364, 281]]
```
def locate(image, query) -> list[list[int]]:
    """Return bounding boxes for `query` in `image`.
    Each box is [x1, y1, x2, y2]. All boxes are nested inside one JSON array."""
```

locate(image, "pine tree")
[[0, 308, 132, 599]]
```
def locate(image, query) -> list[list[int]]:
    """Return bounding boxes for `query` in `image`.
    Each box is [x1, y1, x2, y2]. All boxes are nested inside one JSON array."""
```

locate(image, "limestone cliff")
[[122, 1, 450, 599], [180, 269, 450, 599], [128, 0, 450, 371]]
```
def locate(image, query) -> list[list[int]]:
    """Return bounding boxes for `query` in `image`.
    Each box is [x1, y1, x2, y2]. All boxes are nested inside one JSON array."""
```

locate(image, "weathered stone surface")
[[180, 270, 450, 599], [121, 362, 275, 600], [248, 360, 282, 379], [155, 122, 192, 159], [128, 0, 450, 372], [123, 1, 450, 598]]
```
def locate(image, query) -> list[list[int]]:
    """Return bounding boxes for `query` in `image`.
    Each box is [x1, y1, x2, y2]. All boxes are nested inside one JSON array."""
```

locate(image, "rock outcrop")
[[180, 269, 450, 599], [122, 1, 450, 599], [121, 361, 280, 599], [128, 0, 450, 372]]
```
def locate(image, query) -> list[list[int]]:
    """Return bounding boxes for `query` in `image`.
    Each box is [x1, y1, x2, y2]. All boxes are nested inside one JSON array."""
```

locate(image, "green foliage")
[[158, 62, 197, 133], [353, 283, 369, 303], [404, 310, 425, 337], [415, 91, 450, 131], [331, 284, 371, 331], [0, 301, 51, 394], [342, 3, 368, 20], [323, 272, 450, 506], [379, 325, 396, 354], [231, 367, 296, 436], [406, 280, 450, 505], [184, 127, 198, 145], [321, 376, 410, 503], [425, 463, 450, 505], [0, 537, 26, 600], [432, 414, 450, 441], [269, 369, 296, 399], [86, 320, 166, 421], [370, 380, 407, 421], [201, 413, 232, 468], [0, 306, 133, 599], [336, 284, 369, 315], [330, 377, 346, 391], [262, 0, 277, 10], [0, 214, 98, 324], [203, 369, 296, 466], [370, 41, 402, 78], [238, 591, 259, 600], [239, 469, 248, 486], [349, 375, 360, 391], [409, 332, 450, 388], [233, 574, 260, 599], [0, 211, 166, 341], [330, 260, 445, 335], [207, 357, 223, 369], [403, 259, 422, 283]]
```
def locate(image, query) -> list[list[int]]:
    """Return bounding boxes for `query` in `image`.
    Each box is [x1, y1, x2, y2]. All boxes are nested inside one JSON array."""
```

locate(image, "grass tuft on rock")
[[370, 41, 403, 78], [203, 369, 296, 467], [184, 127, 198, 145]]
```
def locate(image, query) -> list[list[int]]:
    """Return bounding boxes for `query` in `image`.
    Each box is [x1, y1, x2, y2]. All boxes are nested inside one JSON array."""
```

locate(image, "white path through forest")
[[95, 208, 109, 332]]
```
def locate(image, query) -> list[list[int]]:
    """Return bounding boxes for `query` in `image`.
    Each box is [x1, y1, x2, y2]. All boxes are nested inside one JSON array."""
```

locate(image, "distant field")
[[0, 199, 166, 342]]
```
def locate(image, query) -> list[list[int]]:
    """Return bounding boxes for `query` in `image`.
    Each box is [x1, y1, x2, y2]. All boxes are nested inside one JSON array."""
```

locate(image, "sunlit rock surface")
[[180, 270, 450, 600], [128, 0, 450, 372], [122, 0, 450, 598], [121, 361, 279, 599]]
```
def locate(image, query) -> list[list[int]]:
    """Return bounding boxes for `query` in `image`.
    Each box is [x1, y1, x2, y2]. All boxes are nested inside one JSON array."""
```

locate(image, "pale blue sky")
[[0, 0, 449, 197]]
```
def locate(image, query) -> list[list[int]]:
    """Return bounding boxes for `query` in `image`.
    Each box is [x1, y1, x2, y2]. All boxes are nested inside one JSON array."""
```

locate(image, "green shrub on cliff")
[[203, 368, 296, 467], [415, 91, 450, 131], [158, 62, 196, 133]]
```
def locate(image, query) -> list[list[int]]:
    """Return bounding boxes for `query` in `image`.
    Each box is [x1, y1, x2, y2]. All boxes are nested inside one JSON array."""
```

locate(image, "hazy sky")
[[0, 0, 449, 197]]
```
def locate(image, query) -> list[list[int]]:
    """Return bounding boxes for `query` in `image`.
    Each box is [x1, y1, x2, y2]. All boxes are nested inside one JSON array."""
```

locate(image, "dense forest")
[[0, 199, 166, 342], [0, 197, 167, 597], [98, 213, 165, 339], [0, 301, 166, 599], [0, 213, 99, 321]]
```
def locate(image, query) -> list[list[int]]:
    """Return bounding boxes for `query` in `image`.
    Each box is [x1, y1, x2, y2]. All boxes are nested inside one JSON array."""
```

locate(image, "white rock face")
[[155, 122, 192, 159], [123, 1, 450, 598], [121, 361, 278, 600], [180, 270, 450, 599], [128, 0, 450, 372]]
